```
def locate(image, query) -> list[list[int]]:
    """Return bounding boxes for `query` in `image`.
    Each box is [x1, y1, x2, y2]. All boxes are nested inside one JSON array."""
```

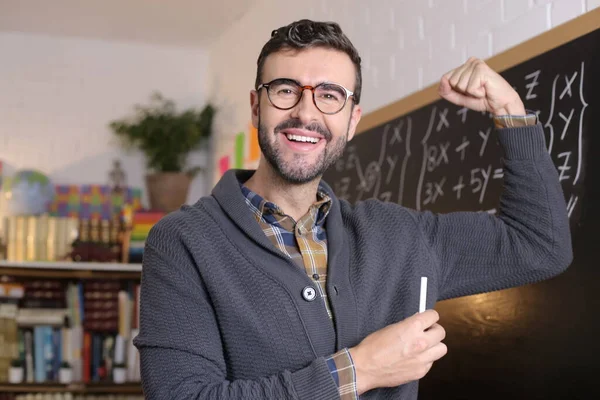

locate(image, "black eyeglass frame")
[[256, 78, 355, 115]]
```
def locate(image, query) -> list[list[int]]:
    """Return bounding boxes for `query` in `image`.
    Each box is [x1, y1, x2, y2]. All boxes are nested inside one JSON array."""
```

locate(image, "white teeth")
[[286, 133, 320, 143]]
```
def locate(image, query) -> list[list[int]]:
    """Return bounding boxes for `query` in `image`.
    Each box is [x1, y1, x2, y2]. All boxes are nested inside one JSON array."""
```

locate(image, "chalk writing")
[[323, 46, 591, 228]]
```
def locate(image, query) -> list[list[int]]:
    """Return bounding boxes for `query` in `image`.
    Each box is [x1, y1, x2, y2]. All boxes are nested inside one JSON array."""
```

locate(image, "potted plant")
[[8, 358, 24, 383], [58, 360, 72, 383], [110, 91, 215, 213]]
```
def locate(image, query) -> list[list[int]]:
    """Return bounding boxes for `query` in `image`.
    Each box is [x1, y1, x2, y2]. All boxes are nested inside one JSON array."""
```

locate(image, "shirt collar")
[[240, 184, 332, 226]]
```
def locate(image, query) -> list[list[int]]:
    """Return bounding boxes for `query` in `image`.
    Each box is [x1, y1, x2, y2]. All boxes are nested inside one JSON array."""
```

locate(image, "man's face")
[[250, 47, 362, 184]]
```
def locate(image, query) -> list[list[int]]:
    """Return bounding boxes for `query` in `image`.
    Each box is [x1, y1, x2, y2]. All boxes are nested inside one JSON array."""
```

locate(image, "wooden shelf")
[[0, 261, 142, 272], [0, 382, 142, 394], [0, 261, 142, 279]]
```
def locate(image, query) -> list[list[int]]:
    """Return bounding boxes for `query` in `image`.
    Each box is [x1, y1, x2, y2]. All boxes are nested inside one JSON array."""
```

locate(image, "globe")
[[2, 169, 56, 215]]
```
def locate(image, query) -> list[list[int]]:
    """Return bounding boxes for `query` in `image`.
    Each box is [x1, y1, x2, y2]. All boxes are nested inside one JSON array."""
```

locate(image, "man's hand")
[[439, 57, 526, 116], [348, 310, 447, 395]]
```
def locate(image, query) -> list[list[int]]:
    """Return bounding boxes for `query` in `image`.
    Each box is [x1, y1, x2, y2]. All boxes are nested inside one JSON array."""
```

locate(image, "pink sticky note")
[[218, 155, 230, 176]]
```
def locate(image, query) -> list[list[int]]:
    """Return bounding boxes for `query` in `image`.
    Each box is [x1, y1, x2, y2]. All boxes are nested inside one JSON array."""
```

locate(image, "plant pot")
[[113, 367, 127, 384], [145, 172, 192, 213], [8, 367, 23, 383], [59, 367, 72, 383]]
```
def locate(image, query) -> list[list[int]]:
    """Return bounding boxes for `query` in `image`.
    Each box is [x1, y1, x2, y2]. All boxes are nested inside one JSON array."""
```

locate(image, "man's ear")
[[250, 90, 260, 129], [347, 104, 362, 141]]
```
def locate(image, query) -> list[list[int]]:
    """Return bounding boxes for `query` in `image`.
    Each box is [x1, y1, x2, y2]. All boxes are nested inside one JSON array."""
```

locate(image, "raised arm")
[[411, 122, 572, 299], [410, 57, 572, 299]]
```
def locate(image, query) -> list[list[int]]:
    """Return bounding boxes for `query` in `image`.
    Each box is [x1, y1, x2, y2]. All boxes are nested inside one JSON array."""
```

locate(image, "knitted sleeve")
[[411, 123, 573, 300]]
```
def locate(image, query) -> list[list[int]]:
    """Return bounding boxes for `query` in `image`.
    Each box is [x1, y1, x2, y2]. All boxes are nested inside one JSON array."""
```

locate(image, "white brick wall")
[[467, 31, 493, 60], [589, 0, 600, 10], [0, 32, 209, 206], [208, 0, 595, 184], [551, 0, 587, 27], [493, 3, 549, 53], [503, 0, 534, 22]]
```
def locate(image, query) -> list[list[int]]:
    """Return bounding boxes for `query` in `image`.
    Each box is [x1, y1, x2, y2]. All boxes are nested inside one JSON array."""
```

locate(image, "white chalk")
[[419, 277, 427, 313]]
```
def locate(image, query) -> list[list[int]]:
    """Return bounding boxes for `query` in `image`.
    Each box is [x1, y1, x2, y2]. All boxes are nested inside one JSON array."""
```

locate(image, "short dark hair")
[[255, 19, 362, 104]]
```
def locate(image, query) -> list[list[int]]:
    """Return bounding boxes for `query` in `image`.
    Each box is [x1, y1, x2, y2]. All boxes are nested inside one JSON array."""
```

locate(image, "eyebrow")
[[272, 78, 340, 87], [274, 78, 302, 85]]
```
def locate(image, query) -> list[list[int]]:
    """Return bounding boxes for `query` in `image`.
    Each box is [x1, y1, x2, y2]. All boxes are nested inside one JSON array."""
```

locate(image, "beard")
[[258, 114, 349, 184]]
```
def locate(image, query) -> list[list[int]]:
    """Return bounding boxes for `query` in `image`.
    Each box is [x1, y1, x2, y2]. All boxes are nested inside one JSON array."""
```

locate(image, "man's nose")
[[290, 88, 320, 124]]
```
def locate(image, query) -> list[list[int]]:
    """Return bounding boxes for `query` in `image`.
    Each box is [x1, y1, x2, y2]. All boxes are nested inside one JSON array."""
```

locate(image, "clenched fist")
[[439, 57, 526, 117], [349, 310, 447, 395]]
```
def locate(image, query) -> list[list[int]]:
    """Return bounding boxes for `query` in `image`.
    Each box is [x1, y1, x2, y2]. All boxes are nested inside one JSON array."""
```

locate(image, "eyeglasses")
[[257, 78, 355, 115]]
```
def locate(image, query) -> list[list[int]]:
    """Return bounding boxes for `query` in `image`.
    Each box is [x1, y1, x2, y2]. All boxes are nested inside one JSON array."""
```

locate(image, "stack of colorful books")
[[127, 210, 165, 263]]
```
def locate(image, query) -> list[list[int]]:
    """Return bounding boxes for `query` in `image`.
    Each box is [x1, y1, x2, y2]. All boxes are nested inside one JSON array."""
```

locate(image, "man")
[[133, 19, 572, 399]]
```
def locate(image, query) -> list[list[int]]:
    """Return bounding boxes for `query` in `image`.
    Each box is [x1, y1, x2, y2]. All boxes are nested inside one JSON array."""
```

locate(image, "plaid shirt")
[[241, 185, 358, 399], [493, 111, 537, 128], [240, 112, 536, 399]]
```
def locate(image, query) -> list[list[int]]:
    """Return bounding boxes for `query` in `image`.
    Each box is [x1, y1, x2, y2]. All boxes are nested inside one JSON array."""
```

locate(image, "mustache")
[[274, 119, 331, 141]]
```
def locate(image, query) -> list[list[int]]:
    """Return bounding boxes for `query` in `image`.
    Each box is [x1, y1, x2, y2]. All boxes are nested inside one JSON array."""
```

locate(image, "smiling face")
[[250, 47, 362, 184]]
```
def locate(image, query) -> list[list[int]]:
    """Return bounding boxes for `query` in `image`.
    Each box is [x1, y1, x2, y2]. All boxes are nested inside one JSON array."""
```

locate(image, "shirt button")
[[302, 286, 317, 301]]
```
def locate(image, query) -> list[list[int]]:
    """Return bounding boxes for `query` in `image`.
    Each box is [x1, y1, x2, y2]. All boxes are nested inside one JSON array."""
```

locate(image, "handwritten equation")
[[328, 61, 588, 224]]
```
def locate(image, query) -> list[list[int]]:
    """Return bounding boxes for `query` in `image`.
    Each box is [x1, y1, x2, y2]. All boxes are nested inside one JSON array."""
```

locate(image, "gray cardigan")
[[133, 123, 572, 399]]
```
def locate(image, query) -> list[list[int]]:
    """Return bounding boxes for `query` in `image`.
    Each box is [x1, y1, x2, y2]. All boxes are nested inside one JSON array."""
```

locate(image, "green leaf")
[[108, 92, 216, 173]]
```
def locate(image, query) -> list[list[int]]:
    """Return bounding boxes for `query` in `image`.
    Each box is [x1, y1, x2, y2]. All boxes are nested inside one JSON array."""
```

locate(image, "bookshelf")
[[0, 261, 142, 280], [0, 261, 143, 397], [0, 261, 142, 272], [0, 382, 142, 394]]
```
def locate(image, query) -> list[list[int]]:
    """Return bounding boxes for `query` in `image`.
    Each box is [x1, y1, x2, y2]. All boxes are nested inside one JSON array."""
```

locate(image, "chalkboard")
[[325, 33, 594, 224], [323, 10, 599, 400]]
